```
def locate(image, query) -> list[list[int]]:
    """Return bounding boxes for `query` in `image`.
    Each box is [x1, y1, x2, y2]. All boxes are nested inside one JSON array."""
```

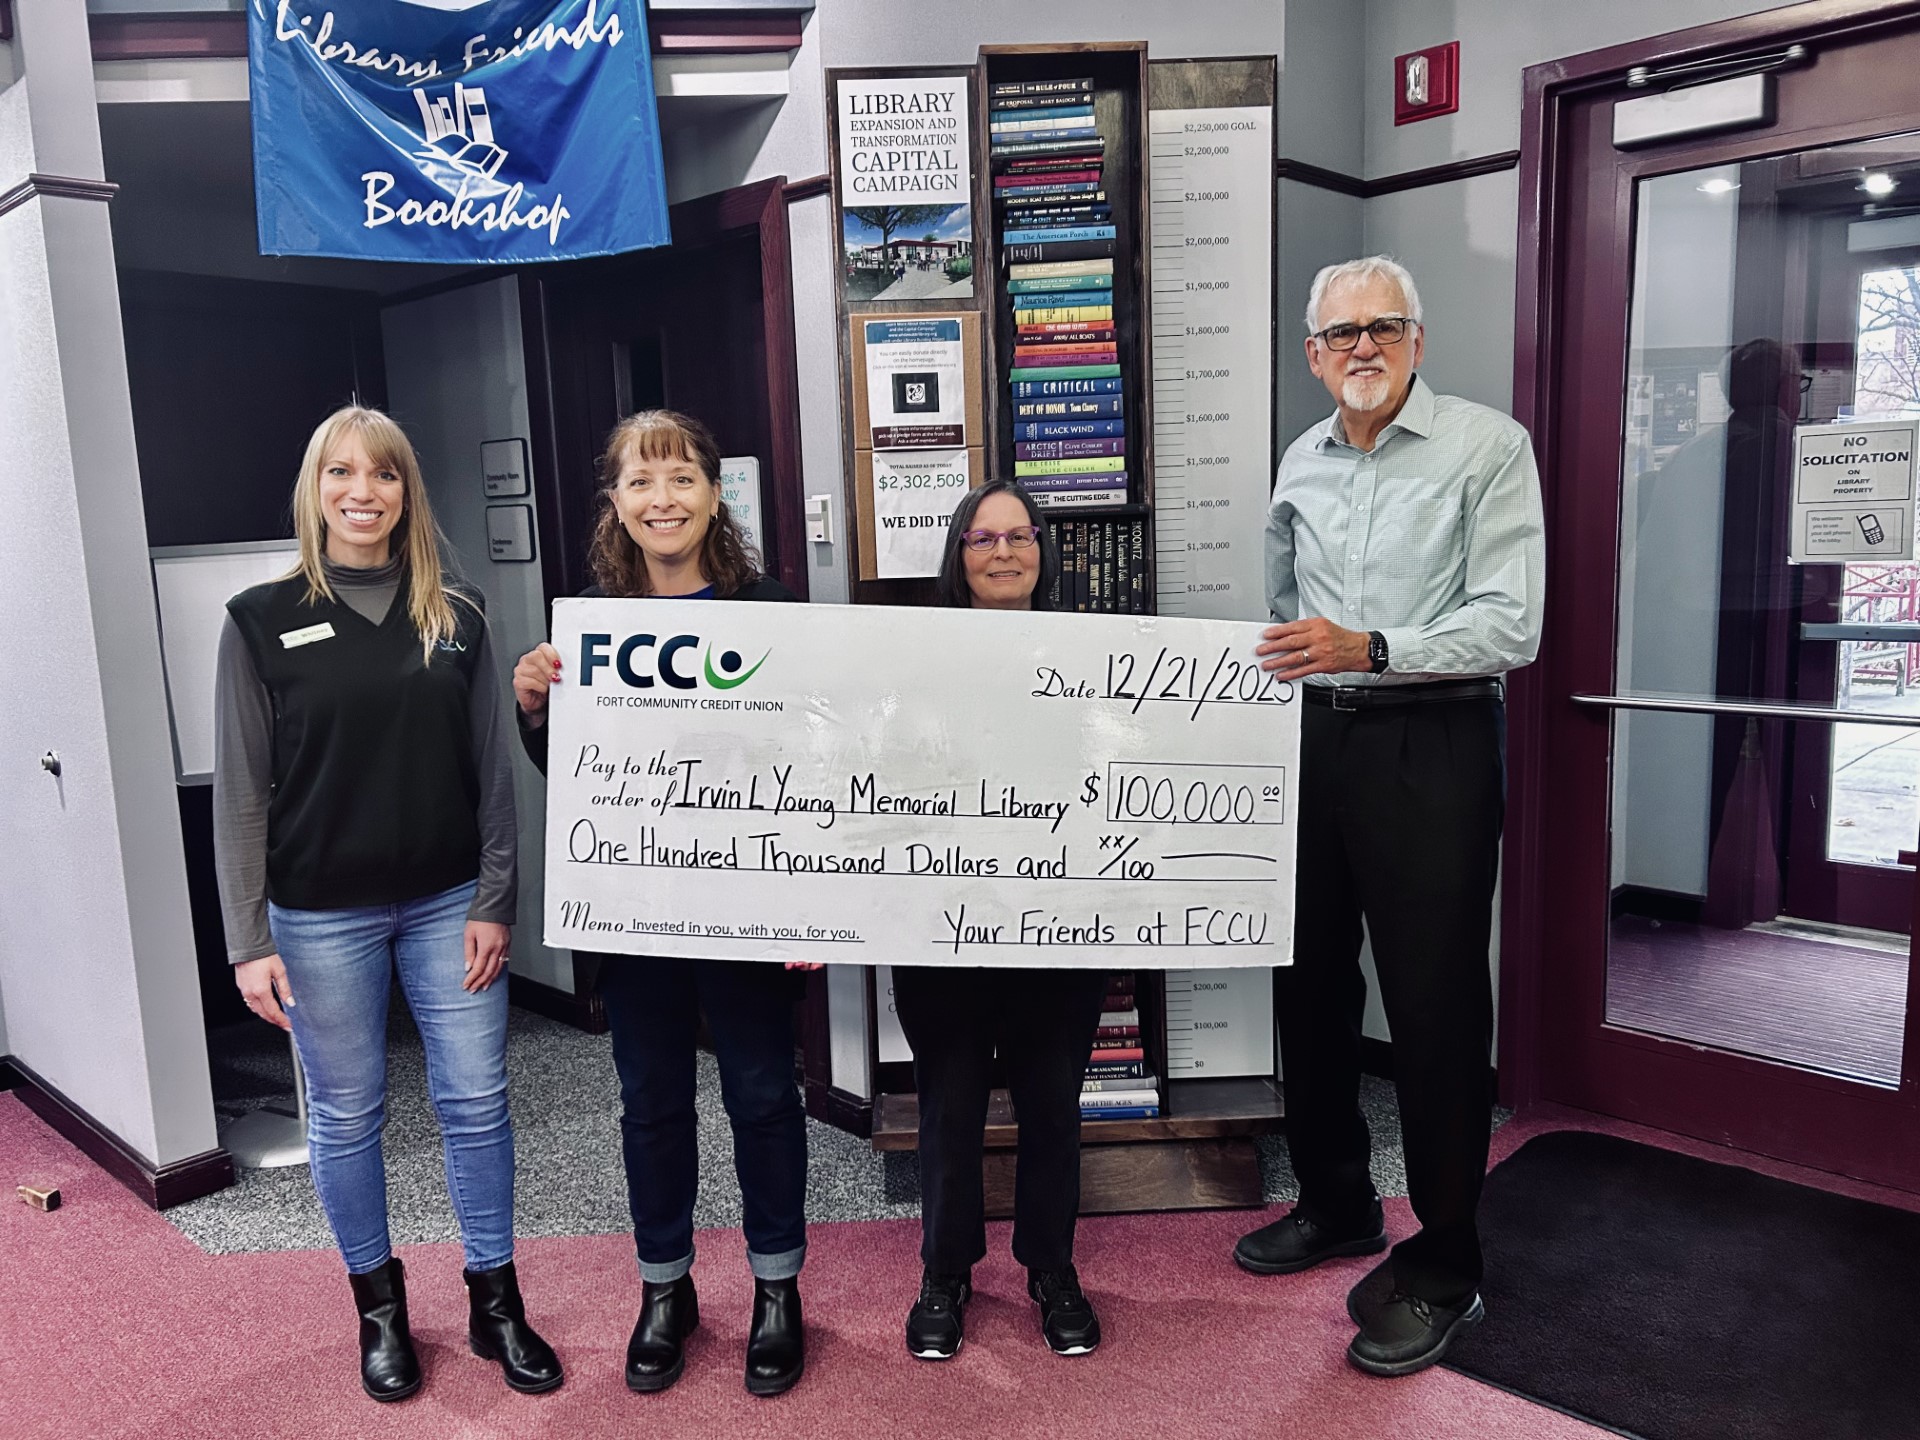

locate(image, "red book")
[[1018, 319, 1115, 336], [995, 170, 1103, 188], [1014, 342, 1118, 359], [1086, 1046, 1145, 1062], [1011, 349, 1117, 368], [1007, 154, 1105, 172], [1095, 1024, 1141, 1040]]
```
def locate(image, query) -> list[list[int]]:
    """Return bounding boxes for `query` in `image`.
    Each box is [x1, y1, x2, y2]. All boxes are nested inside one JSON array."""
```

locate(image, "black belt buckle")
[[1330, 687, 1365, 712]]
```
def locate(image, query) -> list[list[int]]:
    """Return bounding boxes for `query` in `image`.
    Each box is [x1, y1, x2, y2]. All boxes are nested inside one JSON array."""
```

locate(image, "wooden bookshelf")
[[977, 42, 1156, 539], [872, 1077, 1284, 1212]]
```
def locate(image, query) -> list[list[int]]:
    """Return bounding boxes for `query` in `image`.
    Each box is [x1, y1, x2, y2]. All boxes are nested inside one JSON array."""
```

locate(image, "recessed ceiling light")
[[1862, 172, 1898, 197], [1697, 177, 1738, 195]]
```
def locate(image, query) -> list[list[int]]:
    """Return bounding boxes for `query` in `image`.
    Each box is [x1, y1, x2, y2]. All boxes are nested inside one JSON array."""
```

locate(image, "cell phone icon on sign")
[[1860, 513, 1886, 545]]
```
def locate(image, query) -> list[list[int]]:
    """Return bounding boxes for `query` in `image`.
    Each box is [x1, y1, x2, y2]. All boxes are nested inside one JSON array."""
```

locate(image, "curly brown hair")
[[586, 410, 763, 598]]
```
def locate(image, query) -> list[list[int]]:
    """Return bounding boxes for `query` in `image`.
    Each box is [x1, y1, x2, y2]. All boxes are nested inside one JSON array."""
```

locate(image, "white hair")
[[1305, 255, 1424, 333]]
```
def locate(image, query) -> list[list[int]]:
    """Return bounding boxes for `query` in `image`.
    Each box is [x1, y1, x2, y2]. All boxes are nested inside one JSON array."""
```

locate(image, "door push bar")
[[1570, 693, 1920, 728]]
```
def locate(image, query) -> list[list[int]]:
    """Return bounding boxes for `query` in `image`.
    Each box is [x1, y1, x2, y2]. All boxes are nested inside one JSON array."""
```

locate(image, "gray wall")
[[1358, 0, 1798, 408], [382, 279, 573, 995], [0, 0, 217, 1166]]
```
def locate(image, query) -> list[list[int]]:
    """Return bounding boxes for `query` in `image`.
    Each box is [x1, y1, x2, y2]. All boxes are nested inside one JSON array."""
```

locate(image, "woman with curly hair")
[[512, 410, 809, 1398]]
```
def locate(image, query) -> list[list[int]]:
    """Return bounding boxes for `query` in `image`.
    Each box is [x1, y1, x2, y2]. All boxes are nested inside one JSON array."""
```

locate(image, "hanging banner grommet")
[[248, 0, 670, 264]]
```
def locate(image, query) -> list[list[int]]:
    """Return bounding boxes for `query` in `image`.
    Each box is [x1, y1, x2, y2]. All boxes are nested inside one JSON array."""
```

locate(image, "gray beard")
[[1341, 373, 1393, 412]]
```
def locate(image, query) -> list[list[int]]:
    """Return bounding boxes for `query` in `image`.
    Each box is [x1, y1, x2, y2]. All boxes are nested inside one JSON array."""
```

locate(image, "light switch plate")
[[805, 493, 833, 543]]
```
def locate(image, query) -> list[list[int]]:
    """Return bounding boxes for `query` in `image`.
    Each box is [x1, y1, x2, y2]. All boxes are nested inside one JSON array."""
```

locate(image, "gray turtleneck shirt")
[[211, 555, 518, 962]]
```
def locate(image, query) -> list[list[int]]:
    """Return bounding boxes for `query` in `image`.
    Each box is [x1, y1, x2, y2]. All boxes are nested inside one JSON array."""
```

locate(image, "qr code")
[[905, 382, 927, 405]]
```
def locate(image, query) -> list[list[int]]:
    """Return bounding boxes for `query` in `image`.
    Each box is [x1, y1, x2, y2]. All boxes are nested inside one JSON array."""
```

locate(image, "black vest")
[[227, 575, 487, 910]]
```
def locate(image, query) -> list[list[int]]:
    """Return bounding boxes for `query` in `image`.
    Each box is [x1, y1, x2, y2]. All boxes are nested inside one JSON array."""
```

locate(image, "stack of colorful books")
[[1082, 971, 1160, 1120], [990, 76, 1126, 511]]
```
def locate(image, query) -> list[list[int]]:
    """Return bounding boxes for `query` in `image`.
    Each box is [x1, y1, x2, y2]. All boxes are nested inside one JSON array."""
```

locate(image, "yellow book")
[[1013, 455, 1128, 476], [1012, 305, 1114, 325]]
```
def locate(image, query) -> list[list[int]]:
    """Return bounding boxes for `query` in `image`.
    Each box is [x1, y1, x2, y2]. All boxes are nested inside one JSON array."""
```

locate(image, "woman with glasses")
[[893, 479, 1113, 1362], [511, 410, 811, 1399]]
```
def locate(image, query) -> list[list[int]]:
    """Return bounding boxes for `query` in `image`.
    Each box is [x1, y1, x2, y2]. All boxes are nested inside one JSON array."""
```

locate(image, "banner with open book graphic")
[[542, 599, 1299, 968], [249, 0, 669, 263]]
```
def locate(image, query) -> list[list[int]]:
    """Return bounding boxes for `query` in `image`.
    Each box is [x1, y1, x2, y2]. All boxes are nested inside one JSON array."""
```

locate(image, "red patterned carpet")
[[0, 1093, 1606, 1440], [19, 1093, 1909, 1440]]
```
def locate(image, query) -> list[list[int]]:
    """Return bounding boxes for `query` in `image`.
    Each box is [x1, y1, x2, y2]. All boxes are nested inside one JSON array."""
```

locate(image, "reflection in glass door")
[[1830, 266, 1920, 867], [1606, 142, 1920, 1090]]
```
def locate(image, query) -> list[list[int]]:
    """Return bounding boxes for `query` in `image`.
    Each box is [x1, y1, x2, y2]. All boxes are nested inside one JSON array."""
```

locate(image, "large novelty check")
[[542, 600, 1299, 968]]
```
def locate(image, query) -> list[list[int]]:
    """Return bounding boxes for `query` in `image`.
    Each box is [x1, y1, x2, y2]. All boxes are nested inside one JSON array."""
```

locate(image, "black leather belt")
[[1304, 678, 1504, 711]]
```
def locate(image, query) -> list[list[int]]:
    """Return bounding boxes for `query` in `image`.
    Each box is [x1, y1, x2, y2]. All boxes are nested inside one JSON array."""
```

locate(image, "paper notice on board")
[[864, 318, 967, 449], [718, 456, 763, 556], [873, 449, 970, 579], [1789, 419, 1918, 562]]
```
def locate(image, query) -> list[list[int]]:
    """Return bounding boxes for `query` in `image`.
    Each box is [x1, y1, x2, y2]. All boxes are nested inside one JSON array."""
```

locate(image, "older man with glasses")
[[1233, 255, 1545, 1377]]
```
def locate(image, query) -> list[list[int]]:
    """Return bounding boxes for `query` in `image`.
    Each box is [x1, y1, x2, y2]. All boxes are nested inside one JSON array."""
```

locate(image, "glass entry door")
[[1522, 20, 1920, 1193]]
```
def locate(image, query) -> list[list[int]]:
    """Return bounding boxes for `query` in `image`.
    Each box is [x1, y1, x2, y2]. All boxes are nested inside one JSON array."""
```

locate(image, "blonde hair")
[[287, 405, 472, 657]]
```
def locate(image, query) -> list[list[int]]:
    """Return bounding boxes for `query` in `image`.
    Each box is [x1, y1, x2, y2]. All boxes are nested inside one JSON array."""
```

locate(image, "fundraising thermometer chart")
[[1147, 106, 1274, 624]]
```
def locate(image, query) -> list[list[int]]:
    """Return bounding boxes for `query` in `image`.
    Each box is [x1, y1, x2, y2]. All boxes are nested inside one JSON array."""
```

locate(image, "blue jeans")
[[598, 957, 808, 1283], [270, 880, 514, 1275]]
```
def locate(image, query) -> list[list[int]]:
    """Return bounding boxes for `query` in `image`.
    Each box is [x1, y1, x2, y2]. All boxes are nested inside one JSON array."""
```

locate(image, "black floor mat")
[[1443, 1130, 1920, 1440]]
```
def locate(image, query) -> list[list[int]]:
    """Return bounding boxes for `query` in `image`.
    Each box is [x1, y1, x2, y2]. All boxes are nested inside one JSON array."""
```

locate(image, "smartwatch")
[[1367, 631, 1390, 674]]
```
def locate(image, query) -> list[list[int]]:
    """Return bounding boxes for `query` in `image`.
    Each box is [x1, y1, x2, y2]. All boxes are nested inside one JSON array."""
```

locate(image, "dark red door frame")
[[1503, 0, 1920, 1149]]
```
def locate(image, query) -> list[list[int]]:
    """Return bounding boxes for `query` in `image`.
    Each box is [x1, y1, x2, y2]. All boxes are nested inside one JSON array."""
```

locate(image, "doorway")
[[522, 177, 808, 601], [1508, 3, 1920, 1192]]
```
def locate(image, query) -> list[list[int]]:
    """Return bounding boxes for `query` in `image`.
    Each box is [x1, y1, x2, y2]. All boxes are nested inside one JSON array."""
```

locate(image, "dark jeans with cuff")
[[892, 965, 1110, 1275], [598, 956, 808, 1283], [1279, 695, 1505, 1307]]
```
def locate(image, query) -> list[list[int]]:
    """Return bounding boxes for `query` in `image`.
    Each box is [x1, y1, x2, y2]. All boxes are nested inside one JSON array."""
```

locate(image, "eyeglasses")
[[962, 526, 1041, 552], [1312, 316, 1416, 351]]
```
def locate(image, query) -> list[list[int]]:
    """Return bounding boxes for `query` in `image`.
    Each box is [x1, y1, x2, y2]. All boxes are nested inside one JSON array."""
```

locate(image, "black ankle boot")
[[626, 1276, 699, 1394], [745, 1276, 804, 1397], [348, 1257, 421, 1402], [465, 1261, 564, 1395]]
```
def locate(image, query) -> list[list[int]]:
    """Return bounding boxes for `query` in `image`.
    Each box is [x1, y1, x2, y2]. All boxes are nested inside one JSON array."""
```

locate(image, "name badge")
[[280, 622, 336, 649]]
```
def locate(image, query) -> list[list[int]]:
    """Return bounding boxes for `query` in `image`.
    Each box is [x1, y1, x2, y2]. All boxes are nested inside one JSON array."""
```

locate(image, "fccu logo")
[[578, 633, 768, 691]]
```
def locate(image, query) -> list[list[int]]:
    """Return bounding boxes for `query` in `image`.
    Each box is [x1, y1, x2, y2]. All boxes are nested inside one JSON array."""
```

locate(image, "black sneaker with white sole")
[[1028, 1265, 1101, 1356], [905, 1269, 971, 1360]]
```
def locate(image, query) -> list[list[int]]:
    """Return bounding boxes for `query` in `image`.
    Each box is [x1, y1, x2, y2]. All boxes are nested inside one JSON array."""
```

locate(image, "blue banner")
[[249, 0, 670, 264]]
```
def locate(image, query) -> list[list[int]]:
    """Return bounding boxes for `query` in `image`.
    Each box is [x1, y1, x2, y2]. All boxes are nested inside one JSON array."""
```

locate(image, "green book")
[[1007, 274, 1116, 294], [1009, 364, 1122, 381]]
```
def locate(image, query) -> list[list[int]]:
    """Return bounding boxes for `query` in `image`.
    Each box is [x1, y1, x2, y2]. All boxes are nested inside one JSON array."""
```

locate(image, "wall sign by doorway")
[[486, 503, 535, 563], [482, 437, 529, 498]]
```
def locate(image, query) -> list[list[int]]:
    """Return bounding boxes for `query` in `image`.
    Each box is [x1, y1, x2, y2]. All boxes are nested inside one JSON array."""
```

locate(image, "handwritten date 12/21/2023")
[[1032, 644, 1294, 717]]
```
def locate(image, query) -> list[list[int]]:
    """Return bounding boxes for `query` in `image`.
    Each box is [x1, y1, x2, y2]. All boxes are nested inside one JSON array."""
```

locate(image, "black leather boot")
[[626, 1276, 699, 1394], [465, 1261, 564, 1395], [348, 1257, 422, 1402], [744, 1276, 804, 1397]]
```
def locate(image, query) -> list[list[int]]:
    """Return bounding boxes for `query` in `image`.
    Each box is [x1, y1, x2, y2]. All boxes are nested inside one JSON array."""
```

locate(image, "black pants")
[[598, 957, 808, 1279], [1280, 696, 1505, 1306], [892, 966, 1110, 1274]]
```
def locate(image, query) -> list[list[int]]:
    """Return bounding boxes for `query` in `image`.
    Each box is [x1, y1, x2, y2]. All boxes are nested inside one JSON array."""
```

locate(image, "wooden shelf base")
[[872, 1076, 1284, 1214]]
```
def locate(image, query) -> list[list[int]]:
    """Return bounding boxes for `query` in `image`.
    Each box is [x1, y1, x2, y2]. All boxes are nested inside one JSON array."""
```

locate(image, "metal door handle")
[[1571, 693, 1920, 728]]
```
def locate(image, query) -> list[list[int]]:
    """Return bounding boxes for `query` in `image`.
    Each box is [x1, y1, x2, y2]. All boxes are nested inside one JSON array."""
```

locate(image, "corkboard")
[[849, 311, 987, 582]]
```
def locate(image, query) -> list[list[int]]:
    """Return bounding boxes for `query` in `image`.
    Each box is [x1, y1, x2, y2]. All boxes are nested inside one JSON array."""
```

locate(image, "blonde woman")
[[212, 405, 561, 1402]]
